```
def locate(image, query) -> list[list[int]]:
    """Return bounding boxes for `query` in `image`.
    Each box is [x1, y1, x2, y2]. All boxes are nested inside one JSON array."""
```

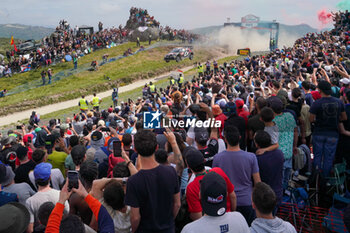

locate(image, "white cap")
[[340, 78, 350, 85]]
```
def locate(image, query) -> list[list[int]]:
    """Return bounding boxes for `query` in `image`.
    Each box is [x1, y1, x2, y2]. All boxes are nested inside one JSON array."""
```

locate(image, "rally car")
[[164, 47, 194, 62]]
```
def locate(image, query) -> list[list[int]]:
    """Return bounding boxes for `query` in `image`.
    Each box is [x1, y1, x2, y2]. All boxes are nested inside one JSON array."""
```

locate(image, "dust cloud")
[[198, 26, 300, 53]]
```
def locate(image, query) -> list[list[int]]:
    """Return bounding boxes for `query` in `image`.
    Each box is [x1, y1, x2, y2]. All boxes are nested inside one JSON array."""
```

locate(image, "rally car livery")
[[164, 47, 194, 62]]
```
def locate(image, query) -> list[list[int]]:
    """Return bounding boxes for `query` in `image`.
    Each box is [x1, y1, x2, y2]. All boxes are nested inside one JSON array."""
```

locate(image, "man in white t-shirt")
[[181, 172, 249, 233], [26, 163, 69, 233], [29, 149, 64, 190]]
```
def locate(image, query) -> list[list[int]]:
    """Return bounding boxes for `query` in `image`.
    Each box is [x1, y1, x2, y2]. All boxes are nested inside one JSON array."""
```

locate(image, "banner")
[[237, 48, 251, 56], [20, 64, 31, 72]]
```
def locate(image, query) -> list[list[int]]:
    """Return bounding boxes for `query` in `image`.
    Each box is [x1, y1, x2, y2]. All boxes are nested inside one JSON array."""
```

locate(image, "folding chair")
[[327, 161, 348, 195]]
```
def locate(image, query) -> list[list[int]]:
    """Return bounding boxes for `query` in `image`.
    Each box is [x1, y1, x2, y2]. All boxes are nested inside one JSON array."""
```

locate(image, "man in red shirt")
[[236, 99, 250, 125], [185, 147, 237, 221]]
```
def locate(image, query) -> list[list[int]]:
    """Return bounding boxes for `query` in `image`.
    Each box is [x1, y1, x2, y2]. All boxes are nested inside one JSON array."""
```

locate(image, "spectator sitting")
[[250, 182, 297, 233]]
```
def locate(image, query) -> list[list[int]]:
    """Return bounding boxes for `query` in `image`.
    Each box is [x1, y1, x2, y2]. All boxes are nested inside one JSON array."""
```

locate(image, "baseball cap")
[[223, 102, 236, 116], [0, 202, 30, 233], [34, 162, 52, 181], [317, 80, 332, 95], [91, 131, 103, 141], [340, 78, 350, 85], [194, 127, 209, 144], [201, 172, 227, 216], [60, 124, 69, 130], [34, 127, 42, 133], [0, 163, 15, 186], [98, 120, 105, 127], [184, 147, 204, 170]]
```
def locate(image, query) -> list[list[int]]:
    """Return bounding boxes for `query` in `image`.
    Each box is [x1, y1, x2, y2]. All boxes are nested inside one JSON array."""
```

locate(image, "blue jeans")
[[312, 134, 338, 177], [283, 158, 292, 189], [74, 62, 77, 69]]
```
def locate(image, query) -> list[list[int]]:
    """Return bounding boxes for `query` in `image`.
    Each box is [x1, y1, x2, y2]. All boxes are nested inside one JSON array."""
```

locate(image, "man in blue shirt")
[[310, 81, 347, 177]]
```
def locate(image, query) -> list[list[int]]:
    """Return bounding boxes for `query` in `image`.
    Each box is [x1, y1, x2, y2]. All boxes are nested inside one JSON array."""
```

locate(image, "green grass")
[[0, 43, 220, 115], [0, 37, 19, 57], [0, 54, 239, 132]]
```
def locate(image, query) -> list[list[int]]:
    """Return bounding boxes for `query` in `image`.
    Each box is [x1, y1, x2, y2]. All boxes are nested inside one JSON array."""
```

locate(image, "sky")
[[0, 0, 340, 30]]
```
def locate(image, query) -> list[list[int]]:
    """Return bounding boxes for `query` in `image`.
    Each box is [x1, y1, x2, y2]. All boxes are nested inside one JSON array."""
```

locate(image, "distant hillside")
[[0, 24, 54, 40], [190, 23, 318, 39]]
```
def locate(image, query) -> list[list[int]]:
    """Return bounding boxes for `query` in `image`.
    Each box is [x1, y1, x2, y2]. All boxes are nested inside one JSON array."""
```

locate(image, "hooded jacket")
[[90, 136, 107, 164], [250, 217, 297, 233]]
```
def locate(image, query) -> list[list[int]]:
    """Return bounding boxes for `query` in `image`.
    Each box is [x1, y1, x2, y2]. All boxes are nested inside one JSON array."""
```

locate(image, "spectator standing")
[[25, 163, 69, 233], [1, 163, 35, 204], [269, 96, 297, 188], [41, 70, 46, 85], [181, 172, 249, 233], [254, 131, 284, 205], [47, 68, 53, 84], [185, 147, 236, 221], [310, 80, 347, 177], [124, 130, 181, 233], [213, 125, 261, 225]]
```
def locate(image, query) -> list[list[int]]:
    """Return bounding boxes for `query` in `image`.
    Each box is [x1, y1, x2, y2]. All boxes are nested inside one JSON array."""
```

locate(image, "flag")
[[14, 44, 17, 52], [10, 36, 14, 45]]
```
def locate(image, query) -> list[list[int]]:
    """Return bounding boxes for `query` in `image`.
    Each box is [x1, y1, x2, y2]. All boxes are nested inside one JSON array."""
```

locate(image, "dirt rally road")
[[0, 65, 196, 127]]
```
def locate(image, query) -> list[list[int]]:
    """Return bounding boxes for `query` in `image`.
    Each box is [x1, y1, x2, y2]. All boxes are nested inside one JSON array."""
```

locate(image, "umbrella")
[[65, 55, 72, 62]]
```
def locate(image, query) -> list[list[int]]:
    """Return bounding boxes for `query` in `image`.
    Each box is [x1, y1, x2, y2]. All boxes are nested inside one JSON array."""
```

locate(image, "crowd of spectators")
[[3, 10, 350, 233], [127, 7, 160, 28], [0, 7, 187, 78], [0, 21, 129, 77]]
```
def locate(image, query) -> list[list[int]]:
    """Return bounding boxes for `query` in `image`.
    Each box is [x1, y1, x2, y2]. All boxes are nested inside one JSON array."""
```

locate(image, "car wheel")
[[189, 54, 193, 60], [176, 56, 181, 62], [165, 60, 170, 63]]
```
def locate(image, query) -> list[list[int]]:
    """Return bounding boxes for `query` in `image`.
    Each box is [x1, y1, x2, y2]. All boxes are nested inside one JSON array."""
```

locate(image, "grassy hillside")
[[0, 55, 238, 130], [0, 24, 54, 40], [0, 42, 223, 115]]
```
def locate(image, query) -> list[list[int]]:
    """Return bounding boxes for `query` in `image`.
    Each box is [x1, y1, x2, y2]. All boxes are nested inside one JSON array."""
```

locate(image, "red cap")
[[23, 134, 33, 144], [108, 107, 113, 113], [235, 99, 244, 108], [311, 91, 321, 101]]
